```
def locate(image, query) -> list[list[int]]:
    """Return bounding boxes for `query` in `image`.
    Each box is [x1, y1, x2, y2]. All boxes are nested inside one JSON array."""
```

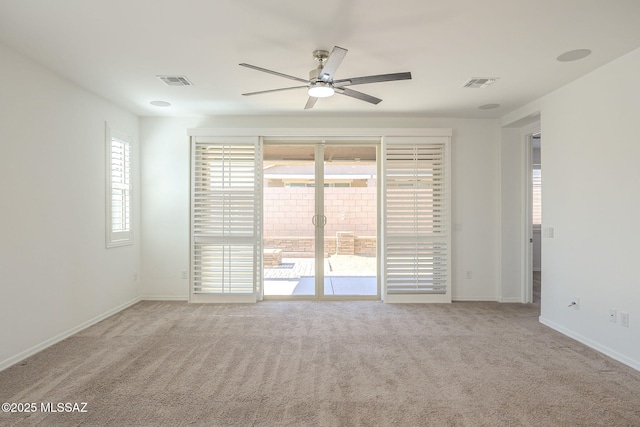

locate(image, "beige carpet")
[[1, 300, 639, 426]]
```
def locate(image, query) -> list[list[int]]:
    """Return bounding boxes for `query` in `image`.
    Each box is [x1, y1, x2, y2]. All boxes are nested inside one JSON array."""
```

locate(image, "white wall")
[[0, 43, 141, 370], [499, 127, 525, 302], [140, 116, 502, 301], [501, 47, 640, 369]]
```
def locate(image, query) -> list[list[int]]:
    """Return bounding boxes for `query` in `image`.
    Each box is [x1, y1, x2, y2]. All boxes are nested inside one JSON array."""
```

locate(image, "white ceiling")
[[1, 0, 639, 118]]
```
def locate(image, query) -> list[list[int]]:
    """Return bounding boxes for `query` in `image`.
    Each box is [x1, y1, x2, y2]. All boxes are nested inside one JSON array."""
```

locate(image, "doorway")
[[262, 142, 379, 299], [531, 133, 542, 305]]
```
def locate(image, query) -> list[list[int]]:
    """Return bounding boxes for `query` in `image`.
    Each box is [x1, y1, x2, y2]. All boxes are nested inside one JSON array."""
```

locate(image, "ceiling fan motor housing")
[[312, 49, 330, 62], [310, 49, 330, 83]]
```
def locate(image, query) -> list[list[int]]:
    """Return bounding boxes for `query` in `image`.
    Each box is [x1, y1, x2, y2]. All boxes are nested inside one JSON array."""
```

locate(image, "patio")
[[263, 255, 377, 296]]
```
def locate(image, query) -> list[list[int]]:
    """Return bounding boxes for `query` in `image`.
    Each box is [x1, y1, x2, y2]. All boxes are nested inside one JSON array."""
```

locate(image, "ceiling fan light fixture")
[[308, 82, 334, 98]]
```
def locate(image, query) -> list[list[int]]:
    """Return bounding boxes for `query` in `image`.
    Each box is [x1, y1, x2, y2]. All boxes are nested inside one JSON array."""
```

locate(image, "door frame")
[[521, 126, 541, 304]]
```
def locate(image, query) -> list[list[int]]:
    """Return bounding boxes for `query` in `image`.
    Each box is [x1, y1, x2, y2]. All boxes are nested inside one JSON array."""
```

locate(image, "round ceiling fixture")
[[150, 100, 171, 107], [479, 103, 500, 110], [308, 82, 335, 98], [556, 49, 592, 62]]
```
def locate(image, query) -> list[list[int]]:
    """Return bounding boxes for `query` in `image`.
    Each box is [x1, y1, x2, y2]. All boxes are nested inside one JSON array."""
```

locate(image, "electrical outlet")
[[609, 309, 617, 323], [133, 272, 138, 281], [181, 270, 188, 280], [620, 312, 629, 328], [465, 271, 472, 279], [569, 297, 580, 310]]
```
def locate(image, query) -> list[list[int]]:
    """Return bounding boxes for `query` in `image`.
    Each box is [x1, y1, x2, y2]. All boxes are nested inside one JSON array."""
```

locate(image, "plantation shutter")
[[106, 125, 132, 247], [532, 167, 542, 225], [382, 136, 451, 303], [190, 136, 262, 303], [111, 139, 131, 232]]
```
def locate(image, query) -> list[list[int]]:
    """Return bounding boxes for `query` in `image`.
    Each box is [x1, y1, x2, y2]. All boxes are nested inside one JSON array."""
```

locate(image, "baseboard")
[[141, 295, 188, 301], [0, 296, 141, 372], [453, 296, 499, 302], [453, 296, 525, 303], [499, 297, 523, 303], [539, 316, 640, 372]]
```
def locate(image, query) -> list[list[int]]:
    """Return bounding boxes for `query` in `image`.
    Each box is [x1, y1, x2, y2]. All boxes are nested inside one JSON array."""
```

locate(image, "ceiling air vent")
[[462, 77, 498, 88], [156, 75, 193, 86]]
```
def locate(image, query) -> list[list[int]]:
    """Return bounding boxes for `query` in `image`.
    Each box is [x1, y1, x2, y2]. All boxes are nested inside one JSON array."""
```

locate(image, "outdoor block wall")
[[336, 231, 355, 255], [354, 237, 376, 255], [263, 187, 376, 236], [263, 186, 377, 257], [263, 236, 376, 258]]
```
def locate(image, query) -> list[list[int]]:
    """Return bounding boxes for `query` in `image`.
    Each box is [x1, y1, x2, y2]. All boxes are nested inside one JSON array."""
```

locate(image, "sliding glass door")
[[262, 145, 317, 296], [322, 145, 377, 297], [262, 142, 379, 299]]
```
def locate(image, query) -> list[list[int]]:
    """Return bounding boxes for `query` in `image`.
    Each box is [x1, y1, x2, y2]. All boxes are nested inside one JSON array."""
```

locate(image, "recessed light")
[[556, 49, 592, 62], [150, 100, 171, 107], [479, 103, 500, 110]]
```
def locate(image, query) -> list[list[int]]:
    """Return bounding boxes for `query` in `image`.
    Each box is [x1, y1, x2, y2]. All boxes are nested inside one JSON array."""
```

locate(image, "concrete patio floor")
[[263, 256, 377, 296]]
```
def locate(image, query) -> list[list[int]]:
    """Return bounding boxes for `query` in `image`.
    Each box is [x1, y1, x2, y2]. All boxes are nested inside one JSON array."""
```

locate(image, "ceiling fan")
[[240, 46, 412, 109]]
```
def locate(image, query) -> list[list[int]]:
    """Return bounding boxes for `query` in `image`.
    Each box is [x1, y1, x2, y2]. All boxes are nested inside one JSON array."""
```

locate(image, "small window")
[[106, 123, 132, 247], [532, 167, 542, 226]]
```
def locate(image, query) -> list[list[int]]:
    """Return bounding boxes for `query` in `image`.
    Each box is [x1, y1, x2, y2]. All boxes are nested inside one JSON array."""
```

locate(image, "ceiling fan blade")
[[333, 72, 412, 86], [239, 63, 309, 84], [304, 97, 318, 110], [242, 85, 308, 96], [334, 87, 382, 105], [319, 46, 348, 82]]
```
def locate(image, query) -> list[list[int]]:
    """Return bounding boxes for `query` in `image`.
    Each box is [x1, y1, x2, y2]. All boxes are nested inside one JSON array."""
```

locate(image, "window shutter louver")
[[383, 137, 451, 302], [190, 137, 261, 303]]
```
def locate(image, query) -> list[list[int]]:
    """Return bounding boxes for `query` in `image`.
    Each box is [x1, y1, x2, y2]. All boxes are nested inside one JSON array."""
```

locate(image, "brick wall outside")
[[336, 231, 355, 255], [263, 187, 376, 237], [263, 237, 314, 254], [263, 236, 375, 257], [354, 237, 376, 255]]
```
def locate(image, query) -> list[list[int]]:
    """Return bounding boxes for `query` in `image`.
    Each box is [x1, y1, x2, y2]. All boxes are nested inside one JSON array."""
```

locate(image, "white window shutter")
[[532, 167, 542, 225], [106, 124, 132, 247], [190, 137, 262, 303], [382, 136, 451, 303]]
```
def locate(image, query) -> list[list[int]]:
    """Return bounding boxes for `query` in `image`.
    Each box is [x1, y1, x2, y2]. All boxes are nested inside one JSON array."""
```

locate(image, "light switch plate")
[[621, 312, 629, 328]]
